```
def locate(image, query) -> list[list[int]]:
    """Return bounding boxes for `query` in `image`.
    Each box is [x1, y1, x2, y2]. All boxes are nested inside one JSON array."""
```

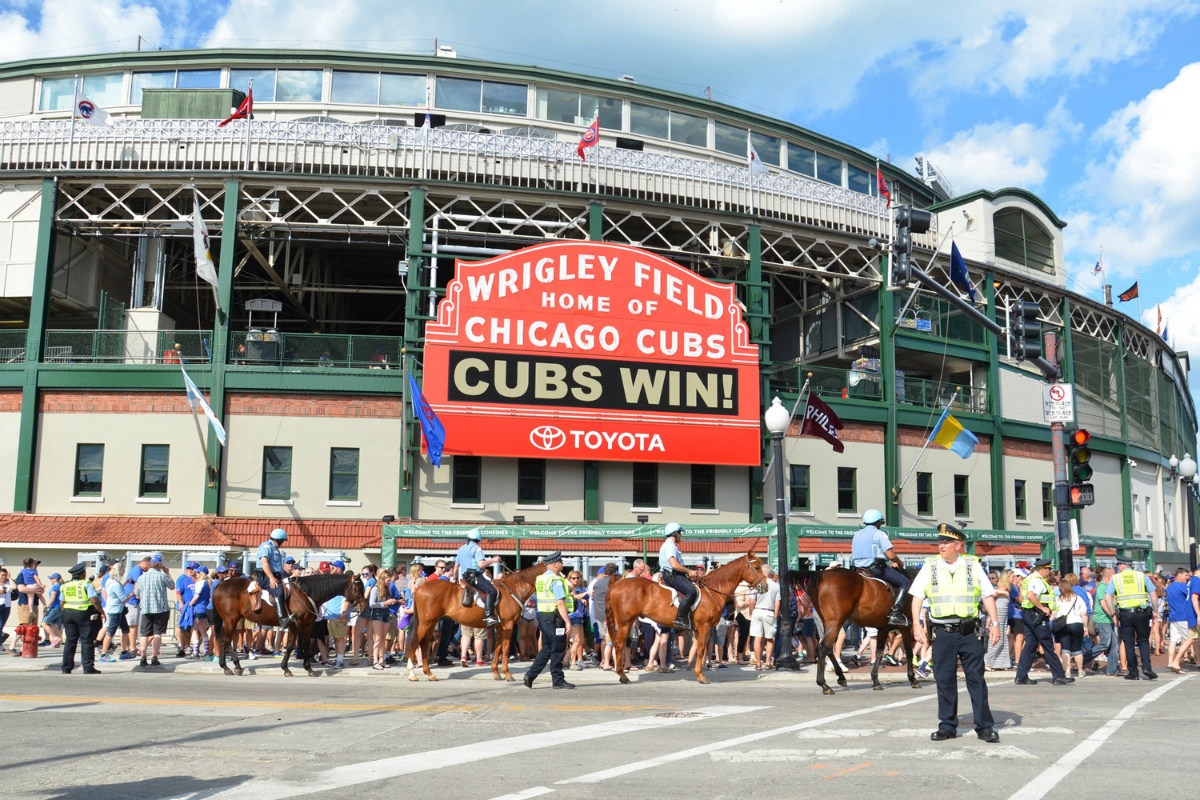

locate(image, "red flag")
[[877, 167, 891, 208], [799, 393, 845, 453], [577, 116, 599, 161], [219, 87, 253, 127]]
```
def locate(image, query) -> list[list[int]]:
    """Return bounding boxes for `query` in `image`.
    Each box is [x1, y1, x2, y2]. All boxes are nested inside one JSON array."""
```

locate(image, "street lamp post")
[[765, 396, 800, 670], [1179, 453, 1198, 569]]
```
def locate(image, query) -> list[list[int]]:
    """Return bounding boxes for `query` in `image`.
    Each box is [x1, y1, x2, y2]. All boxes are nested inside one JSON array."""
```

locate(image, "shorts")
[[366, 607, 390, 624], [460, 624, 485, 639], [124, 604, 141, 631], [1169, 621, 1191, 644], [17, 604, 36, 626], [1190, 625, 1200, 641], [105, 611, 128, 637], [1008, 617, 1025, 636], [139, 611, 169, 637], [750, 609, 777, 639], [387, 615, 399, 639], [327, 619, 348, 639], [311, 620, 329, 641], [42, 606, 62, 626], [593, 620, 607, 641], [799, 619, 816, 638]]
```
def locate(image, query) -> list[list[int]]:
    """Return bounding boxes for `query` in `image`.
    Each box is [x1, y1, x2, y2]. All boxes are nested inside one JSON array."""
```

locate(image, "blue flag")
[[950, 243, 978, 303], [408, 374, 446, 467]]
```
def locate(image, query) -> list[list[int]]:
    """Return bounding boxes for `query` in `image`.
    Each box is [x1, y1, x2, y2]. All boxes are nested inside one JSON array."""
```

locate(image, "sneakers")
[[571, 663, 584, 671], [335, 657, 345, 668], [99, 655, 116, 663], [475, 660, 486, 667], [119, 652, 136, 660], [139, 657, 148, 667], [915, 666, 931, 679], [150, 656, 161, 667], [884, 654, 900, 667]]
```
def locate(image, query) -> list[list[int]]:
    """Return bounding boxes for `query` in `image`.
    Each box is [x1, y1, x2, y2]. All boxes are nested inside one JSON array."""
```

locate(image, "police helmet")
[[466, 527, 482, 542], [664, 522, 684, 538], [861, 509, 885, 526], [269, 528, 288, 541]]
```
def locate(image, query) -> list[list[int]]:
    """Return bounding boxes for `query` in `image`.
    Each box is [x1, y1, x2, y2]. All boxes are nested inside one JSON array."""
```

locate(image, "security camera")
[[1127, 458, 1137, 468]]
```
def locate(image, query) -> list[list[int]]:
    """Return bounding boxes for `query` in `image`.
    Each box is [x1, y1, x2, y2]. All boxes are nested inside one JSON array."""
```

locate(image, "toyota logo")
[[530, 425, 566, 451]]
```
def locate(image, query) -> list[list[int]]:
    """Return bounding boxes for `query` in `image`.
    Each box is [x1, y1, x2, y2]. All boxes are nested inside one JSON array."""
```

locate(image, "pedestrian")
[[591, 563, 617, 670], [750, 568, 780, 670], [0, 568, 14, 653], [59, 562, 102, 675], [1052, 573, 1089, 678], [984, 569, 1013, 670], [98, 564, 130, 662], [134, 556, 174, 667], [1164, 568, 1196, 674], [41, 572, 63, 647], [567, 570, 589, 670], [1106, 555, 1159, 681], [523, 551, 575, 690], [189, 566, 212, 658], [909, 523, 1001, 743], [1014, 558, 1072, 685], [1092, 566, 1119, 675], [14, 557, 44, 631]]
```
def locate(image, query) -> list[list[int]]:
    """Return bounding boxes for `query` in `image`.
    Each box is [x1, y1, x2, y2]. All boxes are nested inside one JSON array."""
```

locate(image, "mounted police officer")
[[523, 551, 575, 690], [851, 509, 910, 626], [60, 562, 102, 675], [456, 527, 502, 626], [910, 524, 1000, 743], [1014, 558, 1072, 686], [1107, 555, 1159, 680], [255, 527, 293, 626], [658, 522, 699, 630]]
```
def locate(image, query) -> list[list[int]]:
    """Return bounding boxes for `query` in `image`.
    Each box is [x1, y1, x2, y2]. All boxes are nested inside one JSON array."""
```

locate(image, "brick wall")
[[0, 391, 20, 413], [1003, 438, 1053, 461], [898, 425, 993, 454], [38, 391, 191, 414], [226, 393, 402, 418]]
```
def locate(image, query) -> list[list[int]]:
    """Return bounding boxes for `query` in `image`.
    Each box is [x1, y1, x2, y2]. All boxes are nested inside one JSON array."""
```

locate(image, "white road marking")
[[795, 727, 884, 738], [485, 789, 554, 800], [1008, 674, 1192, 800], [195, 705, 764, 800], [557, 690, 938, 784], [889, 726, 1073, 737], [711, 745, 1036, 762]]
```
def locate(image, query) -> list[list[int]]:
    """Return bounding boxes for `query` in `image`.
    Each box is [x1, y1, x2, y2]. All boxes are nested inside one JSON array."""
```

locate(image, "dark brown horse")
[[212, 572, 364, 677], [606, 551, 767, 685], [793, 566, 920, 695], [405, 562, 547, 682]]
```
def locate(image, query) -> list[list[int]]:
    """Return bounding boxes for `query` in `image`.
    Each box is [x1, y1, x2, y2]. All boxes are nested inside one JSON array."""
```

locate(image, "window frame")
[[1041, 482, 1054, 522], [690, 464, 716, 510], [632, 463, 658, 508], [452, 455, 482, 504], [916, 472, 934, 517], [1014, 479, 1027, 521], [139, 444, 170, 498], [74, 443, 105, 497], [954, 474, 970, 517], [329, 447, 360, 502], [517, 458, 546, 506], [789, 464, 810, 512], [837, 467, 857, 514], [262, 446, 293, 501]]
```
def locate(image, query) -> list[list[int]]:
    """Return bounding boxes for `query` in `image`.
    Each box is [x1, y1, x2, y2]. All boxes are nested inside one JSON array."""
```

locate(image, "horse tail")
[[604, 575, 619, 637], [404, 595, 420, 663]]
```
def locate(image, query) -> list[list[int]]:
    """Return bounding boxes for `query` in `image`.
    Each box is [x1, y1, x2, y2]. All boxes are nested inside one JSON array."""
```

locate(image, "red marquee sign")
[[422, 241, 761, 465]]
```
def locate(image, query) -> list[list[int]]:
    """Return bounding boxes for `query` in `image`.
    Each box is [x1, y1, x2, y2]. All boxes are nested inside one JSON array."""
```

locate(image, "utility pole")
[[1044, 332, 1075, 571]]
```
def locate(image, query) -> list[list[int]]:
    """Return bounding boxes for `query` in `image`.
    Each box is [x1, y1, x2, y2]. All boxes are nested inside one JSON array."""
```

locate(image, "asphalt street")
[[1, 651, 1195, 800]]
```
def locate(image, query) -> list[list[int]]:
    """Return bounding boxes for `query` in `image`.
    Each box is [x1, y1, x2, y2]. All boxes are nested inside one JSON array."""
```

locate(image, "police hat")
[[936, 523, 966, 541], [1033, 558, 1054, 569], [1115, 555, 1133, 565], [68, 562, 88, 576], [542, 550, 564, 564]]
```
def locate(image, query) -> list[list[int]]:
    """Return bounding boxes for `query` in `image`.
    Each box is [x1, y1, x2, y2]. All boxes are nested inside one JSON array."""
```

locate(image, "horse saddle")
[[855, 568, 895, 594], [662, 584, 701, 611], [460, 582, 481, 607]]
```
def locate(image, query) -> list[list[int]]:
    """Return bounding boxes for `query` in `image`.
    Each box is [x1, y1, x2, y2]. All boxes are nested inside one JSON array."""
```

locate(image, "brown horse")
[[793, 567, 920, 695], [212, 571, 364, 677], [405, 562, 547, 682], [606, 551, 767, 685]]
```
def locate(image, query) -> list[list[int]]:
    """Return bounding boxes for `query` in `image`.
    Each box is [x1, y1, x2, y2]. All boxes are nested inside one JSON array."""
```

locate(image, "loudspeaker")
[[616, 137, 643, 151], [413, 113, 446, 129]]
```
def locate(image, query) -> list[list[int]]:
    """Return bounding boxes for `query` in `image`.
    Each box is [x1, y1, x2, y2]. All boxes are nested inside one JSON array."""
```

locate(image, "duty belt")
[[932, 619, 978, 634]]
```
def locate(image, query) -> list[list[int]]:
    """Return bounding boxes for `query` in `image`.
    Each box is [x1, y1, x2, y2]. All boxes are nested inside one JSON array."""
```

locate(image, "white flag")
[[748, 139, 769, 177], [75, 97, 113, 126], [192, 190, 220, 295], [181, 362, 227, 447]]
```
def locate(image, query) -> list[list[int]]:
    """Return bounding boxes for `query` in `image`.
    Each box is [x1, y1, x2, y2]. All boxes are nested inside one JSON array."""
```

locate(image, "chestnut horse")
[[212, 571, 364, 677], [793, 566, 920, 695], [405, 562, 547, 682], [606, 551, 767, 684]]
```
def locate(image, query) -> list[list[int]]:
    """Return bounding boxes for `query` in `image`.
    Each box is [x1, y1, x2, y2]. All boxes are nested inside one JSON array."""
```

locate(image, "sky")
[[3, 0, 1200, 368]]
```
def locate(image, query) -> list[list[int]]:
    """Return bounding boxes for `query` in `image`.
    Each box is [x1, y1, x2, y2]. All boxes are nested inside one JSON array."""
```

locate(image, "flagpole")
[[1136, 269, 1142, 319], [763, 376, 811, 491], [243, 79, 252, 172], [401, 349, 411, 491], [179, 352, 220, 484], [747, 130, 756, 217], [67, 75, 79, 170], [893, 388, 960, 501]]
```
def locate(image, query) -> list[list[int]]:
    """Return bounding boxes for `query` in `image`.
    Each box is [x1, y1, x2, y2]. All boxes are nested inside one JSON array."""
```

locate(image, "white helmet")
[[664, 522, 684, 538], [861, 509, 884, 526], [269, 528, 288, 541], [466, 527, 482, 542]]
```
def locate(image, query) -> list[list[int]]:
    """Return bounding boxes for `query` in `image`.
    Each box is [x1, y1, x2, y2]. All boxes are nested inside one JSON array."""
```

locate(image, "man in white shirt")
[[750, 570, 781, 669]]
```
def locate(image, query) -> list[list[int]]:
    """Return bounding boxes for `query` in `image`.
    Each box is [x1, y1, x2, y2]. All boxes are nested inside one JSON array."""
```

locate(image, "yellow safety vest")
[[60, 579, 93, 611], [924, 555, 982, 619], [1113, 569, 1150, 610], [535, 571, 573, 614], [1020, 575, 1057, 611]]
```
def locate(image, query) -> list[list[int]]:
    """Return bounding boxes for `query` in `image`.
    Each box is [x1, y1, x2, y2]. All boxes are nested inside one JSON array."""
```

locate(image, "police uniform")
[[658, 524, 697, 630], [523, 552, 574, 689], [1108, 557, 1158, 680], [60, 563, 102, 675], [1014, 558, 1070, 685], [909, 523, 999, 742], [456, 529, 499, 624], [850, 510, 910, 625]]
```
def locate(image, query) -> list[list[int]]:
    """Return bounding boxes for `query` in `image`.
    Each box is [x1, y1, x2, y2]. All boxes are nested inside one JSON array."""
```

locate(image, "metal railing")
[[42, 329, 212, 364], [769, 363, 986, 413], [230, 331, 403, 369], [0, 329, 27, 364], [896, 295, 989, 345], [901, 376, 988, 415], [0, 119, 938, 245]]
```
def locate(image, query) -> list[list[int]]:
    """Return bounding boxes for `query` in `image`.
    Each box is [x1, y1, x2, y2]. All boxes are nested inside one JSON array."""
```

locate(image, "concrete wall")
[[0, 182, 42, 298], [0, 401, 20, 514]]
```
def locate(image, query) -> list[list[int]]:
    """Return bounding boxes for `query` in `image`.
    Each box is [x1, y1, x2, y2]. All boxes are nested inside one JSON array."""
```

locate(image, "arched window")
[[993, 208, 1055, 274]]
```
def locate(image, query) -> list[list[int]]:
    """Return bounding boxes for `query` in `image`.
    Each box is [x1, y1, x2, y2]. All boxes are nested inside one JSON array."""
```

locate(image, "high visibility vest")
[[1020, 575, 1057, 611], [535, 571, 573, 614], [60, 579, 93, 611], [1113, 569, 1150, 609], [924, 555, 982, 619]]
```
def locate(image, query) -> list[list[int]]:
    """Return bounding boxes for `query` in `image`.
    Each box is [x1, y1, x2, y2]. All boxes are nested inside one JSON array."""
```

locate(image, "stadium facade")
[[0, 48, 1193, 578]]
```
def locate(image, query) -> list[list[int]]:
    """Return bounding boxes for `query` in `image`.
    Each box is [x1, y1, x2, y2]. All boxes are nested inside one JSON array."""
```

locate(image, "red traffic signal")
[[1068, 429, 1091, 447]]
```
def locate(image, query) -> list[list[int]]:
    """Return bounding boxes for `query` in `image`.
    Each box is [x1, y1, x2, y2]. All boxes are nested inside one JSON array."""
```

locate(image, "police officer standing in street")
[[1105, 555, 1159, 680], [60, 562, 102, 675], [910, 524, 1001, 743], [1014, 558, 1073, 686], [524, 552, 575, 690]]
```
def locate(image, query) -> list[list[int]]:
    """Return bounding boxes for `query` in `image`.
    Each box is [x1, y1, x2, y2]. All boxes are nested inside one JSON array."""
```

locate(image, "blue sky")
[[4, 0, 1200, 360]]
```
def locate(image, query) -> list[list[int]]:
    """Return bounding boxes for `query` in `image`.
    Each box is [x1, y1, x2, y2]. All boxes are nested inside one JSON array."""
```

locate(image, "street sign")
[[1042, 383, 1075, 423]]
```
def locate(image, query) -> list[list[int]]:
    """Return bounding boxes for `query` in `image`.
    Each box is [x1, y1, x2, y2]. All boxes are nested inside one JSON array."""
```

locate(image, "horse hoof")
[[223, 668, 234, 676], [428, 675, 439, 682], [619, 675, 631, 684], [822, 686, 835, 695], [873, 684, 884, 691], [283, 670, 293, 678], [307, 671, 318, 677], [697, 675, 710, 685], [234, 668, 243, 676], [505, 675, 516, 683], [837, 678, 848, 687], [911, 682, 922, 689], [408, 674, 419, 682]]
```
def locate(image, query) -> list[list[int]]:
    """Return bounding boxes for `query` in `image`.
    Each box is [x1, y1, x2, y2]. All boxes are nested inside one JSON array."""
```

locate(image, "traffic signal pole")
[[1045, 333, 1075, 572]]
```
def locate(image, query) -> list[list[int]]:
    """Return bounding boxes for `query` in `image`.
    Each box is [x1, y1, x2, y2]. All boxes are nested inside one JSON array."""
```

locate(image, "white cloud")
[[0, 0, 163, 60], [1152, 259, 1200, 357]]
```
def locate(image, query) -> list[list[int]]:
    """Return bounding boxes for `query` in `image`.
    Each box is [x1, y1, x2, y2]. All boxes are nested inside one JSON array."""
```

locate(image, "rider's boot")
[[673, 608, 693, 631], [483, 594, 499, 626], [275, 594, 294, 628], [887, 588, 910, 627]]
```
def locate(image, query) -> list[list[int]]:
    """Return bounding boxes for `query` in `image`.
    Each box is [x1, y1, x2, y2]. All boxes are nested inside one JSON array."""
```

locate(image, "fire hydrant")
[[15, 623, 39, 658]]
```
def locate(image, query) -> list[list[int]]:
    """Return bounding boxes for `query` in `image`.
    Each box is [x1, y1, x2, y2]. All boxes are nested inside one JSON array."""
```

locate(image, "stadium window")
[[789, 465, 810, 512], [1014, 479, 1027, 521], [481, 80, 527, 115], [837, 467, 857, 514], [632, 463, 658, 508], [40, 74, 123, 110], [436, 76, 482, 111], [517, 458, 546, 505], [74, 444, 104, 497], [275, 70, 322, 102], [39, 77, 77, 111], [629, 102, 669, 139], [917, 472, 933, 517], [751, 132, 781, 166], [262, 446, 293, 500], [331, 71, 380, 104], [176, 69, 221, 90], [954, 474, 970, 517], [787, 143, 816, 177], [535, 88, 620, 129], [691, 464, 716, 509], [714, 121, 744, 156], [452, 455, 482, 504], [230, 68, 277, 101], [139, 444, 169, 498], [993, 208, 1055, 274], [131, 69, 220, 104], [379, 73, 425, 107], [847, 164, 871, 195], [815, 152, 843, 185], [669, 109, 706, 146], [329, 447, 359, 501], [1041, 482, 1053, 522]]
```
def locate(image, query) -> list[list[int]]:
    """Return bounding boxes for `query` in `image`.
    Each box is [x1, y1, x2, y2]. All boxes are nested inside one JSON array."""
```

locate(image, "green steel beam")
[[583, 460, 599, 522], [13, 178, 58, 512], [893, 332, 989, 361], [399, 187, 427, 519], [1116, 320, 1132, 540], [985, 272, 1005, 529], [880, 278, 899, 525], [222, 369, 405, 393], [588, 201, 603, 241], [749, 224, 766, 525], [202, 179, 239, 514]]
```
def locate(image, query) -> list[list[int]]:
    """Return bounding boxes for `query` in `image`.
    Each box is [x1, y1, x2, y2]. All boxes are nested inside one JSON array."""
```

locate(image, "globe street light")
[[764, 396, 799, 670], [1179, 453, 1198, 569]]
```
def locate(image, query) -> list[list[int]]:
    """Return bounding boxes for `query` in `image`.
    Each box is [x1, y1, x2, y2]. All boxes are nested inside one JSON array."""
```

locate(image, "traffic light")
[[1067, 427, 1095, 507], [1011, 300, 1042, 360], [892, 206, 933, 286]]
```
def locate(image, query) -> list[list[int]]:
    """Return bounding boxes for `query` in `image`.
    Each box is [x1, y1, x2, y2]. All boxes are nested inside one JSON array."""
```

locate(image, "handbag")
[[1052, 615, 1068, 635]]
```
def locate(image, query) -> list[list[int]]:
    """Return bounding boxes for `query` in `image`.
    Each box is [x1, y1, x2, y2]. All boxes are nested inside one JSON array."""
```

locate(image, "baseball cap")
[[331, 560, 346, 570], [150, 555, 163, 564], [185, 561, 200, 570], [216, 564, 228, 574], [318, 561, 331, 571], [48, 572, 62, 580], [285, 556, 296, 564]]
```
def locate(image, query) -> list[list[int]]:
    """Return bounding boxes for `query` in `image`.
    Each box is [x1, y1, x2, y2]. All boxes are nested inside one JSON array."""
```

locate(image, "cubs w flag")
[[877, 167, 891, 208], [929, 404, 977, 459], [181, 363, 227, 447], [577, 116, 599, 160], [409, 374, 446, 467], [75, 97, 113, 126], [1119, 281, 1139, 302], [799, 392, 845, 453], [192, 190, 220, 302], [219, 87, 253, 127]]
